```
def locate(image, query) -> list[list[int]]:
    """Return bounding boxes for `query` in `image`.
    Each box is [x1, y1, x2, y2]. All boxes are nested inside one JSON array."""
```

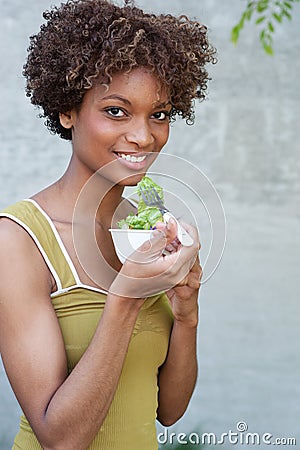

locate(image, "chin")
[[118, 172, 146, 186]]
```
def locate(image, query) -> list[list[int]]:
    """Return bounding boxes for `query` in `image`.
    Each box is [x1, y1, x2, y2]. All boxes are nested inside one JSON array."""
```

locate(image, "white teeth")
[[118, 153, 146, 163]]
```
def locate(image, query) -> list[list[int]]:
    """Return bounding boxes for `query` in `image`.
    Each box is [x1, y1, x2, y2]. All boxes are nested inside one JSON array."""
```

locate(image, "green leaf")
[[257, 0, 269, 10], [231, 25, 240, 43], [261, 30, 274, 55], [282, 9, 292, 19], [263, 43, 274, 55], [230, 0, 297, 55], [256, 16, 267, 24], [260, 29, 266, 39], [245, 8, 254, 20], [257, 4, 269, 12], [118, 176, 165, 229], [272, 12, 283, 22], [240, 9, 253, 25]]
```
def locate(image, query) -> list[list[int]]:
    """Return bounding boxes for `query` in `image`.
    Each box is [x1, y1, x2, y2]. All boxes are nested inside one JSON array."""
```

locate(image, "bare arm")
[[156, 304, 198, 426], [157, 228, 202, 426], [0, 219, 143, 450]]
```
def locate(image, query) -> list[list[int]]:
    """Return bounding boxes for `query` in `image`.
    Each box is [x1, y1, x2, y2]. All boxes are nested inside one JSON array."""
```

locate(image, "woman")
[[0, 0, 216, 449]]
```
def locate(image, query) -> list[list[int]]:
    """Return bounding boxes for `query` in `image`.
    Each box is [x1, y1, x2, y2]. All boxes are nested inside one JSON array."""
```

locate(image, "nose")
[[125, 118, 155, 148]]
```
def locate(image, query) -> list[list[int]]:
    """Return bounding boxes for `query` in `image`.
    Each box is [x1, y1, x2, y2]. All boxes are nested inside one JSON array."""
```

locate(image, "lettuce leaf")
[[118, 176, 164, 229]]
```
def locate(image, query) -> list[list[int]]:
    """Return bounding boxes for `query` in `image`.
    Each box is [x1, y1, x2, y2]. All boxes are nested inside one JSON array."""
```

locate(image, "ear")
[[59, 111, 74, 129]]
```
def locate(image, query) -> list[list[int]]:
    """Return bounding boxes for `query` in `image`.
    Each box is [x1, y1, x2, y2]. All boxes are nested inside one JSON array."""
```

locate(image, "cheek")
[[93, 120, 130, 145], [159, 124, 170, 146], [76, 119, 117, 146], [151, 120, 170, 145]]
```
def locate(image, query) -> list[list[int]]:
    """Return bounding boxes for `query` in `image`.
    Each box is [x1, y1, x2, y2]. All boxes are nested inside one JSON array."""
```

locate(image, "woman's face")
[[62, 67, 172, 185]]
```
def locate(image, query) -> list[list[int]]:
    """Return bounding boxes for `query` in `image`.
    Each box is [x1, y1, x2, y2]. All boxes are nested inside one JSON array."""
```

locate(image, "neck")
[[55, 155, 125, 226]]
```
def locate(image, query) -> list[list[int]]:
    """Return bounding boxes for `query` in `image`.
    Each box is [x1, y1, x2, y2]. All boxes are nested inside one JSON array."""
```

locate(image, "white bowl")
[[109, 228, 154, 263]]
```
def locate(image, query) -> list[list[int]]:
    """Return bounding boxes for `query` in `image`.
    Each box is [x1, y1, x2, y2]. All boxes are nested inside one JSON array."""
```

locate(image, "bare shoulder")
[[0, 217, 33, 264], [0, 217, 68, 429], [0, 216, 31, 242], [0, 217, 53, 296]]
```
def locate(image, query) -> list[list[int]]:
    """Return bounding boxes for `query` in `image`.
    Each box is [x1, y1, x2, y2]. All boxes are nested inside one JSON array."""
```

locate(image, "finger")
[[165, 243, 176, 253], [176, 274, 189, 286], [189, 277, 201, 290], [165, 238, 181, 253], [127, 229, 167, 264], [178, 221, 200, 249], [190, 257, 202, 276], [154, 219, 178, 245], [188, 272, 202, 289], [175, 268, 201, 290], [161, 244, 198, 286], [195, 264, 203, 280], [153, 221, 165, 231]]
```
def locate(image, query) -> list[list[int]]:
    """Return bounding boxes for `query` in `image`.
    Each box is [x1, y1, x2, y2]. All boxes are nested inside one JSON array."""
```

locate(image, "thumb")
[[127, 229, 167, 264]]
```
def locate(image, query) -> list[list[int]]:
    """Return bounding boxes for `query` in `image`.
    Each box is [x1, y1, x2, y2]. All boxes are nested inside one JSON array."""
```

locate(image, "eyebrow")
[[154, 100, 172, 109], [100, 94, 131, 106], [99, 94, 171, 109]]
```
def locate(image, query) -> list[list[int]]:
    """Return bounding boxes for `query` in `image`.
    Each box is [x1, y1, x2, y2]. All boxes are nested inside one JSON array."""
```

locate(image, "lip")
[[113, 151, 155, 170], [114, 150, 148, 156]]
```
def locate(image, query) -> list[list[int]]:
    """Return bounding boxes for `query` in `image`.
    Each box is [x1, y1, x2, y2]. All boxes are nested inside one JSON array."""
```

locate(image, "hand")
[[109, 219, 200, 299], [163, 222, 202, 327], [166, 255, 202, 327]]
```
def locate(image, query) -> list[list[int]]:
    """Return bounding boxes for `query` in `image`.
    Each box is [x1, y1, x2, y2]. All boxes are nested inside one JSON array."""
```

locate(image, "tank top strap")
[[0, 199, 77, 291]]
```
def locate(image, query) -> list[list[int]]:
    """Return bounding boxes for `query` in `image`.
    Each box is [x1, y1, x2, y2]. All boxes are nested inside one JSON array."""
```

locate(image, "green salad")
[[118, 176, 164, 230]]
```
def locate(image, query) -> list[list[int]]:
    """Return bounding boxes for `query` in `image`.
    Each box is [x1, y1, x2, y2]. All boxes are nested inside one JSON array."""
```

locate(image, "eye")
[[152, 111, 171, 121], [105, 107, 126, 118]]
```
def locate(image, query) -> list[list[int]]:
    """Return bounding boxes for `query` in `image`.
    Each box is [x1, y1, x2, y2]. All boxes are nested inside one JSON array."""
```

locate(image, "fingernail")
[[166, 218, 175, 230], [151, 229, 164, 239], [166, 219, 172, 230]]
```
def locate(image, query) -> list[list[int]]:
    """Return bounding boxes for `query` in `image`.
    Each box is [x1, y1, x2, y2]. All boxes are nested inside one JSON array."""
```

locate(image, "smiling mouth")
[[114, 152, 147, 163]]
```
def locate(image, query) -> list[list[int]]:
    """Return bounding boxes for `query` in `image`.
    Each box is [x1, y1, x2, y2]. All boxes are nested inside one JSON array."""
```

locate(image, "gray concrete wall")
[[1, 1, 299, 448]]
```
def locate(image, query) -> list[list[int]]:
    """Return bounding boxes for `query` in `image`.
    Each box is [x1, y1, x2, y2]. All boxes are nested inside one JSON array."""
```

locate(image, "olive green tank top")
[[0, 199, 173, 450]]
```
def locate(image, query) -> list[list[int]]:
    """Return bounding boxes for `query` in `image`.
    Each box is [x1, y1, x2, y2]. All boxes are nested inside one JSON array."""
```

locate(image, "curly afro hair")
[[23, 0, 217, 140]]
